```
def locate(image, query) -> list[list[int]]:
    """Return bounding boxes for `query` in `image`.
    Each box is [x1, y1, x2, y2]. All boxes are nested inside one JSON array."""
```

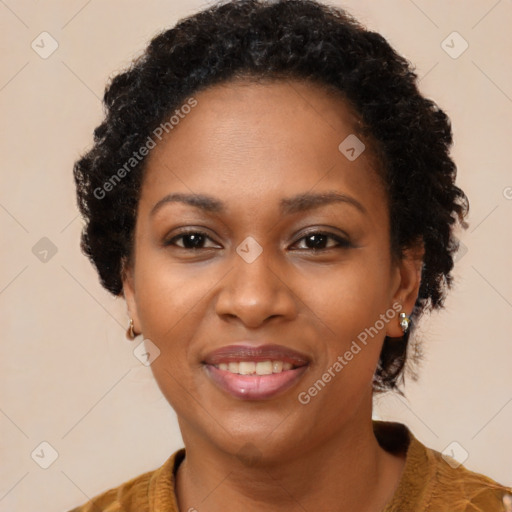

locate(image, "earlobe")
[[121, 257, 141, 339], [386, 242, 424, 338]]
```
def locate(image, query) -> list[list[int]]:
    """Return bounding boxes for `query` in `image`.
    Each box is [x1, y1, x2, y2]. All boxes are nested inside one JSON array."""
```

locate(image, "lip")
[[202, 344, 311, 367], [204, 364, 309, 400], [202, 343, 311, 400]]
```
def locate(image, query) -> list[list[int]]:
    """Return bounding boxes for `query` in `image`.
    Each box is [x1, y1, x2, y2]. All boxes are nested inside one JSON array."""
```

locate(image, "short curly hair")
[[73, 0, 469, 392]]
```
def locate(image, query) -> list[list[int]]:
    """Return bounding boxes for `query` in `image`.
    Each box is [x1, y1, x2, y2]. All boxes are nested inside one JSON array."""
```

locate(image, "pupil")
[[185, 234, 203, 248], [307, 234, 326, 249]]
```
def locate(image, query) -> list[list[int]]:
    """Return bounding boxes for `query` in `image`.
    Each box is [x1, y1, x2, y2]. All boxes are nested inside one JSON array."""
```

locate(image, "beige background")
[[1, 1, 511, 510]]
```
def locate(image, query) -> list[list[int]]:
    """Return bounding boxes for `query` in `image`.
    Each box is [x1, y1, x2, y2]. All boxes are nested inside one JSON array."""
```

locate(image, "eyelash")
[[164, 230, 352, 252]]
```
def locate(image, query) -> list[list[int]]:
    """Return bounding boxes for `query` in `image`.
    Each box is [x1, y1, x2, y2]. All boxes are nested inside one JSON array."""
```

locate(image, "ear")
[[385, 241, 424, 338], [121, 256, 142, 336]]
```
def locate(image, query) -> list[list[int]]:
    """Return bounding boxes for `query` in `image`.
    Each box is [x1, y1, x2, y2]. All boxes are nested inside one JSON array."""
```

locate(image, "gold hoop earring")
[[126, 318, 136, 340]]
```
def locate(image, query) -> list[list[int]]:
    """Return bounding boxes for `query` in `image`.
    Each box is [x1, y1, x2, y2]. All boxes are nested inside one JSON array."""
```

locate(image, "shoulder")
[[424, 443, 512, 512], [66, 449, 185, 512], [66, 467, 155, 512], [374, 420, 512, 512]]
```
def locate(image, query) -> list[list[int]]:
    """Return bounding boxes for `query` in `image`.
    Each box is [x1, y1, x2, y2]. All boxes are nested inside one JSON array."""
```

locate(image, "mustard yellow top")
[[68, 420, 512, 512]]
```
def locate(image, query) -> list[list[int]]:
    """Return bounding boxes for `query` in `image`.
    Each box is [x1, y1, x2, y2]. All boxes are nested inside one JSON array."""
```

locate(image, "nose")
[[214, 245, 297, 328]]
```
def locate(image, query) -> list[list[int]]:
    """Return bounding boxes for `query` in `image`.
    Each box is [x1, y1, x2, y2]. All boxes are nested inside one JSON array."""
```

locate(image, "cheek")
[[134, 255, 212, 339], [304, 253, 393, 393], [132, 261, 212, 403], [314, 254, 392, 333]]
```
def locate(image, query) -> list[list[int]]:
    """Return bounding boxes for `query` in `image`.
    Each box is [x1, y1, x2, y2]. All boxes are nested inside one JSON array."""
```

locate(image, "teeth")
[[256, 361, 273, 375], [214, 360, 297, 375], [239, 361, 256, 375], [272, 361, 283, 373]]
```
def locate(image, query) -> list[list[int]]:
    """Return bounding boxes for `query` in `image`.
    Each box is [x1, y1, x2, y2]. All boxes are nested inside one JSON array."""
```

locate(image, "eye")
[[164, 230, 352, 252], [164, 230, 219, 250], [292, 231, 352, 251]]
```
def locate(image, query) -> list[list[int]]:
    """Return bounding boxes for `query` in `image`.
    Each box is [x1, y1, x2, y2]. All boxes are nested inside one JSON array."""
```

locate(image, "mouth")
[[202, 344, 311, 400]]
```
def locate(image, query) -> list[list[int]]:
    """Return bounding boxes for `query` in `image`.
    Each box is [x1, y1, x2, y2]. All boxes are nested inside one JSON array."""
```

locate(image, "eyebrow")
[[150, 190, 367, 217]]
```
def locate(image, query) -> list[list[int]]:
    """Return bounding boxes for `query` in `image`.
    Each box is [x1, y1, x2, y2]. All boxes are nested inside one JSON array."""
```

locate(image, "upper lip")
[[203, 344, 311, 367]]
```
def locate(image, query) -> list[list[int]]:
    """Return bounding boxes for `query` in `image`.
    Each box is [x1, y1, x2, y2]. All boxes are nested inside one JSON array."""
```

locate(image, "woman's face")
[[123, 78, 421, 461]]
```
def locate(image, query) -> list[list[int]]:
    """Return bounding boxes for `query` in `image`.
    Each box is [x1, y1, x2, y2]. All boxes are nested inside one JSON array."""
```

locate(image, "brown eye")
[[293, 232, 352, 251], [164, 231, 218, 250]]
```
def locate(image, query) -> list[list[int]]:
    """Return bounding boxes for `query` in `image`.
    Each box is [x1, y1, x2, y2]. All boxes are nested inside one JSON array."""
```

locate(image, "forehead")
[[139, 78, 386, 217]]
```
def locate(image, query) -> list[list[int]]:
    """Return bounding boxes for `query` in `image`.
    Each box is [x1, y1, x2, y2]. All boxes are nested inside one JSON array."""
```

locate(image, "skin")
[[122, 78, 424, 512]]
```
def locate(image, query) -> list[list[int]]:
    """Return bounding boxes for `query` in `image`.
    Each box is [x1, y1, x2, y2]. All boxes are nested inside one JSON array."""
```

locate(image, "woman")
[[69, 0, 512, 510]]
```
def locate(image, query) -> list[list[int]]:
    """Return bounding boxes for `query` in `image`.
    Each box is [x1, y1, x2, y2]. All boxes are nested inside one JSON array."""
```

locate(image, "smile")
[[202, 343, 311, 400], [214, 360, 295, 375]]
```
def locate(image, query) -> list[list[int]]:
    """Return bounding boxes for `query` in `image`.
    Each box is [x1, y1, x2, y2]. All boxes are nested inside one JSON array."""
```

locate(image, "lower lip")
[[204, 364, 309, 400]]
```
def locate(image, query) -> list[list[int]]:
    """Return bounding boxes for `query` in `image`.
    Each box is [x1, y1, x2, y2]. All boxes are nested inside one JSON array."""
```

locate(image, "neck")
[[175, 409, 405, 512]]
